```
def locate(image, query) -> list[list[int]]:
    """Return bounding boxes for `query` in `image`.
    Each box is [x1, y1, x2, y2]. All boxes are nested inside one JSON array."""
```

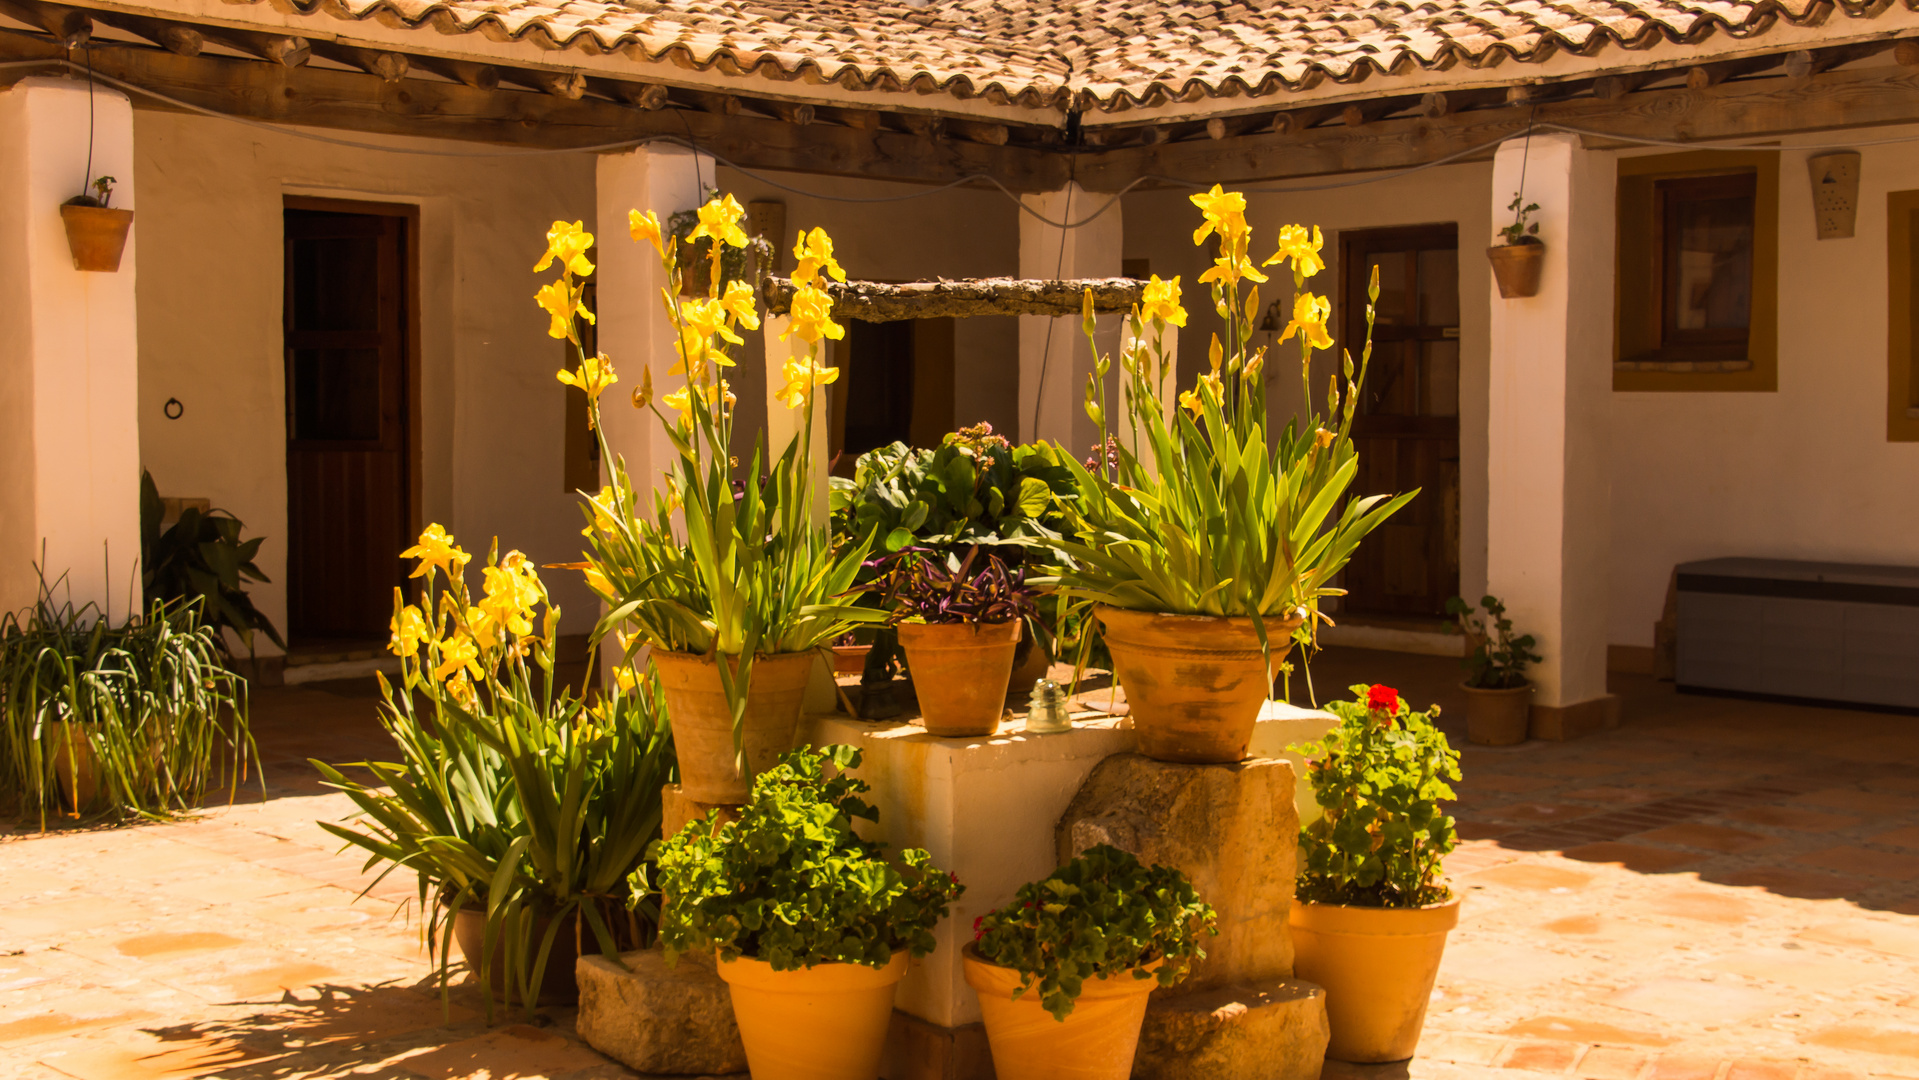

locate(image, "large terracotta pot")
[[831, 643, 871, 675], [897, 619, 1021, 737], [46, 721, 162, 810], [59, 205, 134, 272], [1094, 605, 1299, 764], [1486, 239, 1544, 299], [1290, 897, 1461, 1063], [450, 904, 581, 1006], [1462, 682, 1533, 746], [718, 950, 907, 1080], [651, 650, 814, 804], [962, 948, 1157, 1080]]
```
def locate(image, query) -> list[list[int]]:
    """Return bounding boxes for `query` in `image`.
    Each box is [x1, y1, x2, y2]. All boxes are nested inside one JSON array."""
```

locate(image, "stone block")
[[1057, 753, 1299, 989], [1133, 978, 1329, 1080], [574, 948, 747, 1076]]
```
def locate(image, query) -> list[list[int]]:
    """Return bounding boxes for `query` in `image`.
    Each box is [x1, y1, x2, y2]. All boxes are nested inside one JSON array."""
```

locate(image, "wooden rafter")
[[760, 277, 1149, 321]]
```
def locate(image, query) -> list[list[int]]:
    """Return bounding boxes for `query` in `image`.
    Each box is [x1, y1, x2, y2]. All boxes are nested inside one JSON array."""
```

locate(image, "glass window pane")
[[1367, 252, 1411, 327], [1417, 249, 1460, 326], [1422, 340, 1459, 418], [291, 348, 383, 441], [1671, 194, 1753, 331]]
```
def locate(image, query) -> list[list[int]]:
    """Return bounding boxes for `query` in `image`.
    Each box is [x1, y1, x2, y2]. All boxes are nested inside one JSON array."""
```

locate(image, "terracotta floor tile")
[[1561, 843, 1699, 873], [388, 1023, 610, 1078], [1424, 1032, 1512, 1067], [1648, 1054, 1725, 1080], [1631, 823, 1774, 854], [1791, 788, 1919, 815], [1478, 803, 1598, 826], [1727, 806, 1863, 833], [1717, 866, 1855, 900], [1802, 1023, 1919, 1059], [0, 992, 156, 1047], [1703, 948, 1892, 991], [1579, 1048, 1650, 1080], [1795, 846, 1919, 881], [1799, 919, 1919, 959], [1505, 1017, 1675, 1047], [1560, 786, 1666, 806], [1725, 1062, 1800, 1080], [1873, 826, 1919, 850], [1504, 1042, 1582, 1073], [1607, 980, 1790, 1024], [1640, 889, 1761, 924], [1461, 863, 1595, 892], [1460, 821, 1520, 841]]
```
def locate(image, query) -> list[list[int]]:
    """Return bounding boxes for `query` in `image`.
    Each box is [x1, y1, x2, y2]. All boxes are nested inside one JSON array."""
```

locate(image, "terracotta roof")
[[222, 0, 1889, 110]]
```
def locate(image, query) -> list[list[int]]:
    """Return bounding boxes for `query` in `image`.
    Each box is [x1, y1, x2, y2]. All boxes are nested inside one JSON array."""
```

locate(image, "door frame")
[[281, 195, 423, 547]]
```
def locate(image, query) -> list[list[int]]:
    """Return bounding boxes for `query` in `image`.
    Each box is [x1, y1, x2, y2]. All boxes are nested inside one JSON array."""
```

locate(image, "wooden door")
[[283, 205, 413, 644], [1339, 225, 1461, 617]]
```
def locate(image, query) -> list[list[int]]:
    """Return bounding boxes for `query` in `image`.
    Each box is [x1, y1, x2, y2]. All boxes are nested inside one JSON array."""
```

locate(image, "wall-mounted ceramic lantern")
[[1808, 151, 1861, 240]]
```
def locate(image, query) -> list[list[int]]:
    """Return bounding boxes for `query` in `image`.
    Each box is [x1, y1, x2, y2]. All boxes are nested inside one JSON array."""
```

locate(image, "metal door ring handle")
[[163, 397, 184, 420]]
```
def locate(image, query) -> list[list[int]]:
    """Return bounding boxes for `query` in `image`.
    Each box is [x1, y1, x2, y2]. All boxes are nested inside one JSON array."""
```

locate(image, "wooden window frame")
[[1885, 190, 1919, 442], [1652, 173, 1757, 361], [1614, 151, 1779, 392]]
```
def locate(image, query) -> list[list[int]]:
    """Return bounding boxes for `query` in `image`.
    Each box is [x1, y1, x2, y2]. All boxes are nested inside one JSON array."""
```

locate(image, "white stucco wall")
[[1607, 132, 1919, 647], [132, 112, 598, 648], [1121, 163, 1497, 610]]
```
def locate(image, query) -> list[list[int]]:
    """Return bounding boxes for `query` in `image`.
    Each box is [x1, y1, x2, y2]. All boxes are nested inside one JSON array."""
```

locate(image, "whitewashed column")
[[594, 144, 702, 500], [1485, 132, 1617, 737], [761, 319, 831, 526], [1018, 182, 1123, 452], [0, 78, 141, 618]]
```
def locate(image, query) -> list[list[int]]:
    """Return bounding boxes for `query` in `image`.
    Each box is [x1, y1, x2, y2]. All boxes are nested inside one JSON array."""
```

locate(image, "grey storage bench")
[[1676, 557, 1919, 711]]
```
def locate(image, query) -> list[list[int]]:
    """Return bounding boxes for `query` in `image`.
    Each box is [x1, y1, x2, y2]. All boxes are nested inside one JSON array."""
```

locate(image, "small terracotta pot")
[[831, 643, 871, 676], [1007, 634, 1052, 698], [1462, 682, 1533, 746], [1094, 605, 1299, 764], [963, 947, 1157, 1080], [45, 722, 163, 809], [449, 904, 581, 1006], [1486, 239, 1544, 299], [897, 619, 1021, 737], [60, 205, 134, 272], [718, 950, 907, 1080], [1290, 897, 1461, 1063], [651, 650, 815, 804]]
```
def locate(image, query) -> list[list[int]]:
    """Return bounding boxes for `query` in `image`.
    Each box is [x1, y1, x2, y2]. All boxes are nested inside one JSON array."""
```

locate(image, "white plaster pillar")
[[0, 78, 141, 618], [1018, 183, 1123, 452], [761, 318, 831, 525], [594, 145, 702, 500], [1485, 132, 1617, 734]]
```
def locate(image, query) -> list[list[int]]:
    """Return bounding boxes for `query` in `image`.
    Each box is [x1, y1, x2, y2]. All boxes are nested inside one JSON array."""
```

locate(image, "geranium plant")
[[1446, 594, 1540, 690], [1293, 684, 1460, 909], [831, 424, 1075, 557], [647, 744, 962, 970], [541, 206, 875, 728], [872, 546, 1039, 628], [1040, 188, 1414, 663], [972, 844, 1217, 1021]]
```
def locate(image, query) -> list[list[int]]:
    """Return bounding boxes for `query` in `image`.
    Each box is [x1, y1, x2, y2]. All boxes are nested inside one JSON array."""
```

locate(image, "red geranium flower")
[[1367, 685, 1400, 713], [972, 915, 985, 941]]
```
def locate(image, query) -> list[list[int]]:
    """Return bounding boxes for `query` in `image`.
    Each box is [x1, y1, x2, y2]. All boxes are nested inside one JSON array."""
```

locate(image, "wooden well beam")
[[760, 276, 1148, 321]]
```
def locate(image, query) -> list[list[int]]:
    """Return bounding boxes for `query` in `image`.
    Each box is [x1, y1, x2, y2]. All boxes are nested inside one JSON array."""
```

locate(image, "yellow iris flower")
[[1266, 224, 1326, 279], [479, 558, 541, 638], [389, 602, 427, 658], [1281, 293, 1335, 351], [536, 279, 595, 341], [776, 356, 840, 410], [791, 227, 847, 288], [1198, 232, 1268, 287], [781, 283, 844, 345], [629, 209, 665, 257], [556, 351, 618, 406], [534, 220, 595, 277], [662, 380, 736, 420], [681, 298, 744, 349], [1190, 184, 1249, 246], [720, 278, 761, 332], [1140, 274, 1187, 327], [402, 524, 469, 580], [689, 194, 749, 250], [434, 632, 479, 682], [1179, 372, 1223, 418]]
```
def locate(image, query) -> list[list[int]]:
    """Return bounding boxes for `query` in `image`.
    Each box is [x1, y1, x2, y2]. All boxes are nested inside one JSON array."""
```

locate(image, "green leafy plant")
[[1498, 193, 1541, 245], [1293, 684, 1459, 909], [140, 471, 285, 656], [649, 744, 962, 970], [1, 580, 255, 829], [313, 528, 674, 1020], [972, 844, 1216, 1021], [1038, 196, 1413, 674], [1446, 594, 1540, 690], [830, 425, 1075, 557]]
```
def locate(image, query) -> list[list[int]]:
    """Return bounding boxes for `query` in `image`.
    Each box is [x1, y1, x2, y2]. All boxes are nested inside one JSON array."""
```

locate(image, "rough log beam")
[[90, 9, 200, 55], [760, 276, 1148, 321], [1075, 62, 1919, 191], [0, 0, 87, 46], [0, 33, 1066, 190]]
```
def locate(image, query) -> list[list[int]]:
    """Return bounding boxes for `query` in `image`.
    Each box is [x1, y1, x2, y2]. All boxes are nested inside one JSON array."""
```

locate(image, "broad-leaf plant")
[[1447, 594, 1541, 690]]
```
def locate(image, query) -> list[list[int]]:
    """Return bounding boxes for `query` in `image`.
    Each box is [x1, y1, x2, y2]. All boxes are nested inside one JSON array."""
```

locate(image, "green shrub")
[[139, 471, 283, 655], [1446, 594, 1540, 690], [1293, 684, 1459, 908], [649, 744, 961, 970], [972, 844, 1216, 1021]]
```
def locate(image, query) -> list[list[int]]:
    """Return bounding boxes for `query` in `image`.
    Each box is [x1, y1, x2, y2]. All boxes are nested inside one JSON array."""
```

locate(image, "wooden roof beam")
[[413, 56, 500, 91], [769, 99, 816, 125], [309, 41, 408, 82], [0, 0, 89, 47], [90, 9, 201, 55], [605, 80, 669, 110], [1685, 55, 1782, 90], [199, 26, 310, 67], [760, 276, 1149, 321], [949, 118, 1009, 145]]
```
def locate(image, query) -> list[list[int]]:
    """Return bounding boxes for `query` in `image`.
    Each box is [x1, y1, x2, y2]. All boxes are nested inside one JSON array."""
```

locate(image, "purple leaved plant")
[[874, 546, 1039, 627]]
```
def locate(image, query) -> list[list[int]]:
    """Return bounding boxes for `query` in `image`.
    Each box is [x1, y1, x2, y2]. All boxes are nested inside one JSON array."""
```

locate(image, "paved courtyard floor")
[[2, 648, 1917, 1080]]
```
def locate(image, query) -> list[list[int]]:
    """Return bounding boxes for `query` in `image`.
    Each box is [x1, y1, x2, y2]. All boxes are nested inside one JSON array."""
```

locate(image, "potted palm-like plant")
[[873, 546, 1039, 737], [965, 845, 1216, 1080], [1289, 685, 1461, 1063], [314, 527, 675, 1019], [1446, 594, 1541, 746], [650, 745, 961, 1080], [1042, 191, 1412, 764], [1486, 192, 1544, 299], [546, 207, 875, 805]]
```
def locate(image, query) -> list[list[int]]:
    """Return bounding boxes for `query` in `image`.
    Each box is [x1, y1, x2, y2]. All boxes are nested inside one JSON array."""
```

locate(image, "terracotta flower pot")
[[1462, 681, 1533, 746], [45, 721, 163, 810], [1486, 239, 1544, 299], [450, 903, 582, 1006], [1007, 633, 1052, 699], [962, 947, 1157, 1080], [717, 950, 907, 1080], [59, 205, 134, 272], [831, 643, 871, 676], [651, 649, 814, 804], [897, 619, 1021, 737], [1290, 897, 1461, 1063], [1094, 605, 1299, 764]]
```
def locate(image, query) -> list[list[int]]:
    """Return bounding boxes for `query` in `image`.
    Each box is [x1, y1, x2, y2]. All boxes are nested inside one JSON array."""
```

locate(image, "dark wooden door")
[[284, 206, 411, 644], [1339, 225, 1461, 617]]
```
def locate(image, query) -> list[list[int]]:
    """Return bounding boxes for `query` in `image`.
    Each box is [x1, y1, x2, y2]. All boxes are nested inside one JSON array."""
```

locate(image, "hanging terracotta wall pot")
[[60, 204, 134, 272], [1486, 239, 1544, 299]]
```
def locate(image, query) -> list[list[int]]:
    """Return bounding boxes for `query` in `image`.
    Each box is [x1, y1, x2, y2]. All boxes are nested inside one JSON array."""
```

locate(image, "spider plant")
[[313, 530, 675, 1020], [1, 577, 255, 829]]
